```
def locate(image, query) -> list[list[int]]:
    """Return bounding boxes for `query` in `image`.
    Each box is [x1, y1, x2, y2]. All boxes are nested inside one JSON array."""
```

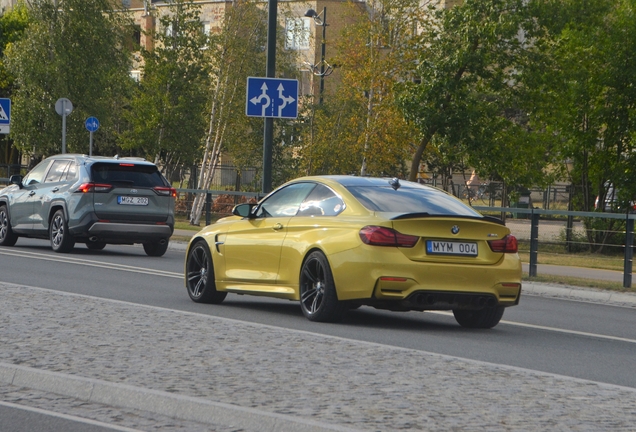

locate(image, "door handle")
[[28, 191, 36, 196], [51, 187, 59, 192], [273, 223, 283, 231]]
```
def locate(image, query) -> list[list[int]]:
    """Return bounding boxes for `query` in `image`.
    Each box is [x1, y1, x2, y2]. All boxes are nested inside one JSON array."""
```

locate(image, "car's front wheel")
[[50, 210, 75, 253], [299, 251, 347, 322], [0, 205, 18, 247], [453, 306, 505, 329], [186, 240, 227, 304], [143, 240, 169, 257]]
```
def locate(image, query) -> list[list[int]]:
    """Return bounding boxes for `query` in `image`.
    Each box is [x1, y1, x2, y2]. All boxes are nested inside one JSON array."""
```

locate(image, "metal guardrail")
[[475, 206, 634, 288]]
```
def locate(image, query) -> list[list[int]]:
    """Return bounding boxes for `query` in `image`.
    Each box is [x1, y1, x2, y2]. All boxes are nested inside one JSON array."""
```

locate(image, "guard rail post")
[[529, 209, 539, 277], [624, 216, 633, 288], [205, 192, 211, 226]]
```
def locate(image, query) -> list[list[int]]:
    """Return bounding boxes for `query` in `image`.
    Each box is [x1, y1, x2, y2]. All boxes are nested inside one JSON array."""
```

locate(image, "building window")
[[285, 18, 310, 50]]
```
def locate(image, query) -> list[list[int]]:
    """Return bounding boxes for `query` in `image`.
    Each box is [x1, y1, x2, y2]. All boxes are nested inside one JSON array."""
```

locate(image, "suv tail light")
[[153, 186, 177, 198], [359, 226, 419, 248], [75, 183, 113, 193], [488, 235, 518, 253]]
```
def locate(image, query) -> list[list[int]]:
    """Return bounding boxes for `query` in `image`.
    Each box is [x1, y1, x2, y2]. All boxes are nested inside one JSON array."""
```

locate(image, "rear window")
[[90, 162, 167, 188], [346, 185, 482, 217]]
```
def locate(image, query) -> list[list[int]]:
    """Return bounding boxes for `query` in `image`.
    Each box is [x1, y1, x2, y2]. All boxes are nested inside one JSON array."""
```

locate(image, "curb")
[[522, 282, 636, 308], [0, 362, 359, 432]]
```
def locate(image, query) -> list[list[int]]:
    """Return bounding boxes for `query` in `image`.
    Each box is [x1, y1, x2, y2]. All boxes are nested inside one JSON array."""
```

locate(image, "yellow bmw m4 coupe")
[[185, 176, 521, 328]]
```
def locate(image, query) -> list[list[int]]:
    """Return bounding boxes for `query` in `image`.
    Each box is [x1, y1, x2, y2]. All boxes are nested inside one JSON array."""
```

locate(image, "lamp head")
[[304, 8, 318, 18]]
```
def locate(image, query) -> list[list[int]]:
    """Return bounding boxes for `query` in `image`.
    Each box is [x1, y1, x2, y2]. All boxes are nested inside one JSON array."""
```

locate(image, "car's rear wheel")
[[143, 240, 169, 257], [86, 241, 106, 251], [50, 210, 75, 253], [299, 251, 347, 322], [186, 240, 227, 304], [0, 205, 18, 246], [453, 306, 505, 329]]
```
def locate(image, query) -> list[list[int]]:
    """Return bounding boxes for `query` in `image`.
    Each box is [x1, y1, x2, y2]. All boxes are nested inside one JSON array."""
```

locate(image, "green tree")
[[396, 0, 553, 194], [188, 1, 301, 224], [119, 0, 210, 181], [529, 0, 636, 213], [0, 0, 30, 165], [5, 0, 133, 158], [297, 0, 422, 178]]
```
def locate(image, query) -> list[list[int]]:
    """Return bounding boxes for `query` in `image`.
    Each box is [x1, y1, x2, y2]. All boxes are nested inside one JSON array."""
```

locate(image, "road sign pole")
[[89, 131, 93, 157], [262, 0, 277, 195], [62, 100, 67, 154]]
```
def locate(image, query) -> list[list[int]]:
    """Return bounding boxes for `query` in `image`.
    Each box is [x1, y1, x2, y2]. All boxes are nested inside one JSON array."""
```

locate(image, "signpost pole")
[[262, 0, 277, 195], [89, 131, 93, 156], [62, 100, 67, 154]]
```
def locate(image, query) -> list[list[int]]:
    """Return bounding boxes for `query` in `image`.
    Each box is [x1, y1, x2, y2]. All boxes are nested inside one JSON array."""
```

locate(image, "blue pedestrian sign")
[[246, 77, 298, 119], [0, 98, 11, 134], [85, 116, 100, 132]]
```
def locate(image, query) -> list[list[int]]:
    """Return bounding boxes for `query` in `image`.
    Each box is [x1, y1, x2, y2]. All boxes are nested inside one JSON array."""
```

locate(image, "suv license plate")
[[426, 240, 477, 256], [118, 196, 149, 206]]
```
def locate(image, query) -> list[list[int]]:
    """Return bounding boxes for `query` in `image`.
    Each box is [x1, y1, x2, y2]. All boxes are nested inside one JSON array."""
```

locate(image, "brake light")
[[488, 235, 518, 253], [359, 226, 419, 248], [76, 183, 113, 193], [153, 186, 177, 198], [119, 163, 135, 167]]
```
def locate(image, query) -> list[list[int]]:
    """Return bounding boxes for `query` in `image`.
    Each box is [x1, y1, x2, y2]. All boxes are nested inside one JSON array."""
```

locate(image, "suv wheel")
[[50, 209, 75, 253], [143, 240, 169, 257], [0, 205, 18, 246]]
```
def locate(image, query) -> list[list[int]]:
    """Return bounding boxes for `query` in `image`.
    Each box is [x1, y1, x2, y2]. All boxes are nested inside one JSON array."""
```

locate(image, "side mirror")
[[232, 203, 256, 218], [10, 175, 23, 188]]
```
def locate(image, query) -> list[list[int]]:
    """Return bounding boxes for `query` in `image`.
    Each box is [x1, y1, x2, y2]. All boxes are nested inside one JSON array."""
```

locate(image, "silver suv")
[[0, 154, 175, 256]]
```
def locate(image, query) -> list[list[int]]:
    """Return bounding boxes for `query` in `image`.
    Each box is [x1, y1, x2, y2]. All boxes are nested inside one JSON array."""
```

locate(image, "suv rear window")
[[91, 162, 167, 188]]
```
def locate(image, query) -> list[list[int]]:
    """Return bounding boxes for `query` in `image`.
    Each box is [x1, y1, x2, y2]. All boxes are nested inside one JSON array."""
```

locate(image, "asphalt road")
[[1, 238, 635, 389]]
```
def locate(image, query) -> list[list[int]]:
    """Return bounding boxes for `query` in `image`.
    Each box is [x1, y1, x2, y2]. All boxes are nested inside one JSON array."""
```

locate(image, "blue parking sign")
[[246, 77, 298, 119]]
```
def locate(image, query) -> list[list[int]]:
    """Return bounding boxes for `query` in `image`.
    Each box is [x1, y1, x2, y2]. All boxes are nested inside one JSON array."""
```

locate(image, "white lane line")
[[428, 311, 636, 344], [0, 400, 145, 432], [0, 249, 182, 279]]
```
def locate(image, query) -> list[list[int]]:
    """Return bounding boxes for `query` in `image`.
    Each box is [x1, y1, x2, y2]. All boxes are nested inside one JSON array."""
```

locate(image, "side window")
[[297, 184, 345, 217], [22, 160, 51, 186], [255, 183, 316, 218], [65, 162, 78, 181], [44, 160, 71, 183]]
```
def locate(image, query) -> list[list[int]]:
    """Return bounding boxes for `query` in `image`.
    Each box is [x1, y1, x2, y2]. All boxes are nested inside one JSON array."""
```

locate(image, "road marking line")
[[0, 400, 145, 432], [428, 311, 636, 344], [0, 249, 182, 279]]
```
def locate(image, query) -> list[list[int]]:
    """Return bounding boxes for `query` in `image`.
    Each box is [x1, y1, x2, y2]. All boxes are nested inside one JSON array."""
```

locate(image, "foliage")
[[529, 0, 636, 213], [295, 0, 421, 178], [4, 0, 133, 158], [0, 0, 30, 165], [119, 0, 210, 178], [396, 0, 556, 191]]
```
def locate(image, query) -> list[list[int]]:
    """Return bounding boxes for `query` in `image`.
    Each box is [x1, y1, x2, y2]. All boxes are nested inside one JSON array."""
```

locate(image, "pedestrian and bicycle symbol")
[[0, 98, 11, 134], [246, 77, 298, 119]]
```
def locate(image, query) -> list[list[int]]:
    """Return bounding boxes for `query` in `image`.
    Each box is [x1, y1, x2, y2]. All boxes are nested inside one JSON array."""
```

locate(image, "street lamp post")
[[304, 7, 331, 104]]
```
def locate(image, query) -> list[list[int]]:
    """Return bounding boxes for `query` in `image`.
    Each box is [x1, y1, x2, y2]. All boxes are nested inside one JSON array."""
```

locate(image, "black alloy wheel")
[[186, 240, 227, 304], [50, 210, 75, 253], [299, 251, 347, 322], [0, 205, 18, 246], [453, 306, 505, 329]]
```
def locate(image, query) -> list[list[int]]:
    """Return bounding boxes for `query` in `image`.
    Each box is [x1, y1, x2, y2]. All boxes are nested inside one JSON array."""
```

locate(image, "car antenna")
[[389, 178, 401, 190]]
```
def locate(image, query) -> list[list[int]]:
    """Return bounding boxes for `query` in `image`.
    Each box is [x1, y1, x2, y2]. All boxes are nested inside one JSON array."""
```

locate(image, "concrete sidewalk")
[[2, 280, 636, 431]]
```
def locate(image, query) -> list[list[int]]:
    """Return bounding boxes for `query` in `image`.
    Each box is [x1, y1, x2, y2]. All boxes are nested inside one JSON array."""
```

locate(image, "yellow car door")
[[220, 182, 316, 295]]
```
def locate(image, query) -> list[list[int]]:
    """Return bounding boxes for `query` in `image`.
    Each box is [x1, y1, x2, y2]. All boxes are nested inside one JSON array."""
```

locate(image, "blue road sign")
[[0, 98, 10, 134], [246, 77, 298, 119], [85, 116, 100, 132]]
